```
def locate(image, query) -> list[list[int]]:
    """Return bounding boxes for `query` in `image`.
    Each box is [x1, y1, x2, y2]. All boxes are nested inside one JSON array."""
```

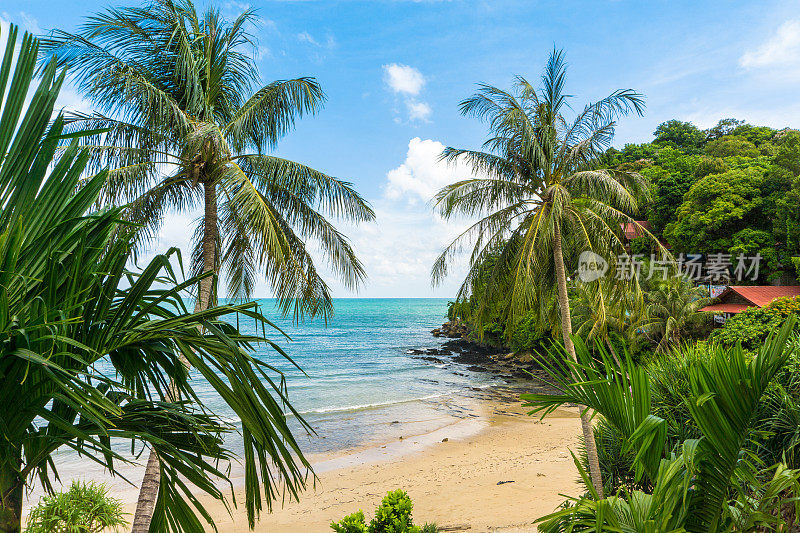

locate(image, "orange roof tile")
[[721, 285, 800, 307]]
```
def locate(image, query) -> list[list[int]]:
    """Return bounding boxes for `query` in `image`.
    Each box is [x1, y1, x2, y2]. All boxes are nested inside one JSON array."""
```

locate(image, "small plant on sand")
[[330, 490, 437, 533], [25, 481, 127, 533], [330, 510, 368, 533]]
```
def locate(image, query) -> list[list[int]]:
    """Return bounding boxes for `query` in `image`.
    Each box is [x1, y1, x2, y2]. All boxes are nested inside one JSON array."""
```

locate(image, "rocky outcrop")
[[431, 321, 468, 338]]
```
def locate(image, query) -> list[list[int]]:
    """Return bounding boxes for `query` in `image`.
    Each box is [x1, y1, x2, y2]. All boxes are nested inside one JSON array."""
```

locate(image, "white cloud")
[[297, 31, 336, 49], [406, 100, 432, 122], [385, 137, 462, 202], [740, 19, 800, 68], [382, 64, 432, 123], [324, 138, 479, 296], [382, 63, 425, 95]]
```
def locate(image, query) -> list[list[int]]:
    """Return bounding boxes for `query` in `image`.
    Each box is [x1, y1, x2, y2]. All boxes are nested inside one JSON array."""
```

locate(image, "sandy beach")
[[206, 390, 582, 533]]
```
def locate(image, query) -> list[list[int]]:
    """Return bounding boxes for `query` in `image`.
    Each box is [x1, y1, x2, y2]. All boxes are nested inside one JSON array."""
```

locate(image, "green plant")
[[524, 320, 800, 532], [25, 482, 127, 533], [330, 491, 436, 533], [369, 490, 416, 533], [0, 24, 309, 533], [711, 295, 800, 352], [330, 510, 368, 533]]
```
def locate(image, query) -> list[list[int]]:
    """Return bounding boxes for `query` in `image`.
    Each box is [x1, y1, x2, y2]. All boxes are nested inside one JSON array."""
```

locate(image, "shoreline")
[[204, 386, 582, 532]]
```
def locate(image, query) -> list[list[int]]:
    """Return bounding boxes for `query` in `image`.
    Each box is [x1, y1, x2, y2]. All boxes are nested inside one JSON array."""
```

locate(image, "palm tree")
[[39, 0, 374, 320], [643, 275, 709, 352], [432, 49, 649, 496], [40, 2, 374, 528], [571, 276, 647, 360], [0, 26, 310, 533]]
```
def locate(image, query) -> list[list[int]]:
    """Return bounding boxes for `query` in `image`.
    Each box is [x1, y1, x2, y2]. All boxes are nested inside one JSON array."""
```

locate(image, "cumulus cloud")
[[382, 64, 432, 123], [385, 138, 464, 202], [323, 137, 480, 296], [383, 63, 426, 95], [740, 19, 800, 68], [406, 100, 432, 122]]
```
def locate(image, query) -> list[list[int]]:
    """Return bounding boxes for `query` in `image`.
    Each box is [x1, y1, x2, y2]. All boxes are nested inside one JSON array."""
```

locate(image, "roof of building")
[[700, 285, 800, 313], [620, 221, 652, 241], [699, 303, 752, 314]]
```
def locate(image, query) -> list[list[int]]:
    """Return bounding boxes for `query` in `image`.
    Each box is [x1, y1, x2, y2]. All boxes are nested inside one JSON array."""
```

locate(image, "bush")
[[25, 481, 127, 533], [331, 510, 368, 533], [331, 490, 436, 533], [710, 295, 800, 352]]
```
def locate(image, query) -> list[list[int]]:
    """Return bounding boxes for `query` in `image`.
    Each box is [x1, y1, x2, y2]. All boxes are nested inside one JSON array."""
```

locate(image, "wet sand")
[[206, 388, 582, 532]]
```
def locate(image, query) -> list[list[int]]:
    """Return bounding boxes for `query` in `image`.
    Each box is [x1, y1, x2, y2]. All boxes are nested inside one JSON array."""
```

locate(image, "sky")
[[2, 0, 800, 298]]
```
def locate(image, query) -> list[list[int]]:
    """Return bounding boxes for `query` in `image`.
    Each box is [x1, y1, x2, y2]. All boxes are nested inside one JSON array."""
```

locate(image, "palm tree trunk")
[[0, 464, 22, 533], [131, 181, 219, 532], [552, 221, 605, 498], [195, 181, 218, 313]]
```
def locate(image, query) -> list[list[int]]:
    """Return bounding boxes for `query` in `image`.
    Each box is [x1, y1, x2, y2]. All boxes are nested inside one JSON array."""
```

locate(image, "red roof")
[[700, 303, 751, 314], [700, 285, 800, 314], [722, 285, 800, 307], [621, 221, 652, 240]]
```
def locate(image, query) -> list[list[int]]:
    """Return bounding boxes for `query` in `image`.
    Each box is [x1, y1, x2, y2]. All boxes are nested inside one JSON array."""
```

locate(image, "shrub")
[[710, 295, 800, 352], [331, 490, 436, 533], [331, 510, 368, 533], [25, 481, 127, 533], [369, 490, 416, 533]]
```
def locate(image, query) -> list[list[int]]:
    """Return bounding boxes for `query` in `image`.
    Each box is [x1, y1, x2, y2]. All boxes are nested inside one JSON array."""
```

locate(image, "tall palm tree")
[[40, 2, 374, 529], [0, 26, 310, 533], [39, 0, 374, 321], [432, 49, 648, 496]]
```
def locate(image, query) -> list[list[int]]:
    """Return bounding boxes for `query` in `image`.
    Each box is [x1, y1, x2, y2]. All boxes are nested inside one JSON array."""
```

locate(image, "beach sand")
[[206, 391, 582, 533]]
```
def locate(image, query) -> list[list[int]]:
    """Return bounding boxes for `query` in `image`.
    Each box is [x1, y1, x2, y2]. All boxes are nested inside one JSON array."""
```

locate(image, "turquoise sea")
[[202, 298, 502, 457], [34, 298, 507, 506]]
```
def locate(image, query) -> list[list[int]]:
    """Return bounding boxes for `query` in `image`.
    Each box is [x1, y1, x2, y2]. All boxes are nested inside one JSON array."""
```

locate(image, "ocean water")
[[33, 298, 506, 505], [202, 298, 502, 456]]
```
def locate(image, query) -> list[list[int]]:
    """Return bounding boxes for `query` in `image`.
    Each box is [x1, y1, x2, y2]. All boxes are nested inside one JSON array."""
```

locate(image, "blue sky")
[[2, 0, 800, 298]]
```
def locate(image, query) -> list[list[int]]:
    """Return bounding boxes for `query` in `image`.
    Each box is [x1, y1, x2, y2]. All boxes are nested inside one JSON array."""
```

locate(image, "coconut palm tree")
[[643, 275, 709, 352], [571, 276, 647, 360], [39, 0, 375, 321], [40, 2, 374, 528], [432, 49, 650, 496], [0, 26, 310, 533]]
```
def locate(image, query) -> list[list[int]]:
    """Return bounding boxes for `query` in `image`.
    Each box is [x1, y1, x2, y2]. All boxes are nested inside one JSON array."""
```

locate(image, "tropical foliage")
[[330, 490, 437, 533], [710, 295, 800, 352], [0, 25, 308, 533], [25, 482, 127, 533], [39, 0, 375, 319], [523, 320, 800, 532], [605, 120, 800, 283]]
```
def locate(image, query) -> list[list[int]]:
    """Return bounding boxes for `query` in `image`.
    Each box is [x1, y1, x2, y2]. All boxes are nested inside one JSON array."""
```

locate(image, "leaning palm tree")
[[432, 49, 649, 496], [39, 0, 374, 321]]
